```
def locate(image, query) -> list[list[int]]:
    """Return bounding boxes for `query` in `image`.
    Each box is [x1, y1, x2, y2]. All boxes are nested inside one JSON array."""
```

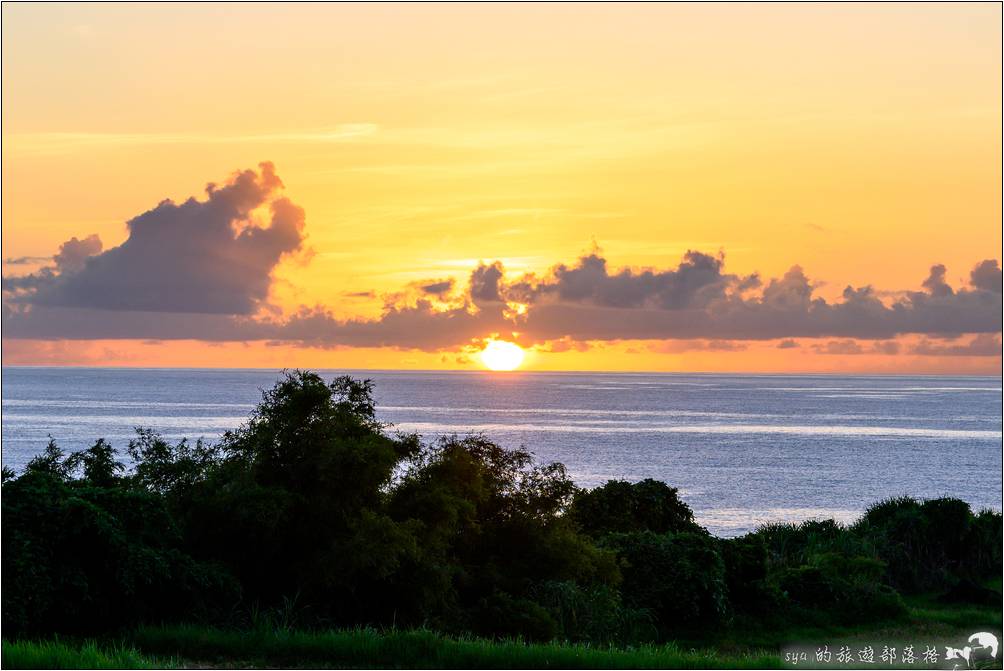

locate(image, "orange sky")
[[2, 3, 1001, 372]]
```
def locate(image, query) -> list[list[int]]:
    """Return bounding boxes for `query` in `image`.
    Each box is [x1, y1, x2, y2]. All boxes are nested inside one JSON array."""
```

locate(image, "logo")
[[946, 632, 998, 670]]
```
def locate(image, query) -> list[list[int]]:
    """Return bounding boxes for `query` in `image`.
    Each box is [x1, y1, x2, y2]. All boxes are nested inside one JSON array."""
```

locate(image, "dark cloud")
[[813, 339, 864, 355], [6, 247, 1002, 352], [419, 279, 455, 296], [7, 163, 303, 315], [970, 260, 1002, 294], [921, 264, 953, 298], [3, 256, 50, 266], [515, 250, 731, 309], [2, 236, 103, 294], [470, 262, 504, 304], [812, 339, 901, 356], [910, 334, 1002, 357], [3, 268, 56, 293], [651, 339, 748, 353], [2, 163, 1000, 354], [53, 234, 103, 274], [872, 340, 901, 355]]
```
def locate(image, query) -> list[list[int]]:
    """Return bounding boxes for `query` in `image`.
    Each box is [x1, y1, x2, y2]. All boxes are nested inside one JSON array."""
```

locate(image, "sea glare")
[[2, 367, 1001, 536]]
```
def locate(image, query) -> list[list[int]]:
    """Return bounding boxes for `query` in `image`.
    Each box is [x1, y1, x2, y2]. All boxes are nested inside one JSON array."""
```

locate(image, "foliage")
[[532, 580, 657, 644], [777, 553, 906, 624], [2, 370, 1001, 648], [852, 496, 1002, 593], [1, 440, 237, 636], [601, 531, 730, 633], [569, 478, 699, 537], [718, 535, 785, 617]]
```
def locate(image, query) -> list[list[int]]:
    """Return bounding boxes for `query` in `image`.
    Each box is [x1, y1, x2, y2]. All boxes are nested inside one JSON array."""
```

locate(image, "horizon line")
[[1, 364, 1001, 379]]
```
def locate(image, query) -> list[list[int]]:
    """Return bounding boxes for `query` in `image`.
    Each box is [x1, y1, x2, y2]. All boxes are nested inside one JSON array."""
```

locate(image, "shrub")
[[853, 496, 999, 593], [601, 531, 729, 635], [777, 553, 905, 624], [718, 535, 785, 617], [963, 508, 1003, 578], [470, 592, 559, 642], [569, 479, 700, 537], [533, 580, 657, 644], [1, 445, 237, 635]]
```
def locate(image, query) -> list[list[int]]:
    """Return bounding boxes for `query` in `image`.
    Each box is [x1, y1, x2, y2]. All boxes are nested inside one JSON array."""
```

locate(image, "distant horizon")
[[2, 363, 1001, 379]]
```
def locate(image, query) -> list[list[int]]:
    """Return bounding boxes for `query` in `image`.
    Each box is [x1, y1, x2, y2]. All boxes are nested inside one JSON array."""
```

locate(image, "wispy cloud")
[[4, 124, 379, 155]]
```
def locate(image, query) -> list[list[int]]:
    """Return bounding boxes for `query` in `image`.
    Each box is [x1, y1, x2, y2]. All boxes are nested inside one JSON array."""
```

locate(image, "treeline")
[[2, 371, 1000, 644]]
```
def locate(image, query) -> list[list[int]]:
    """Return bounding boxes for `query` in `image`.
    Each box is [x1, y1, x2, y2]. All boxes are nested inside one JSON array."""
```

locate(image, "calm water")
[[2, 367, 1001, 536]]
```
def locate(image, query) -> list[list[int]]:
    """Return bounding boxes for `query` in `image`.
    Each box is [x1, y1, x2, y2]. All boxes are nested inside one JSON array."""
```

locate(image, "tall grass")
[[1, 639, 171, 670], [132, 624, 783, 669]]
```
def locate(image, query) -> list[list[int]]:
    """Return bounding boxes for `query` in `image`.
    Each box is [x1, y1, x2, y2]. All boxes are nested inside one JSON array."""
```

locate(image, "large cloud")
[[5, 163, 304, 315], [3, 163, 1001, 356]]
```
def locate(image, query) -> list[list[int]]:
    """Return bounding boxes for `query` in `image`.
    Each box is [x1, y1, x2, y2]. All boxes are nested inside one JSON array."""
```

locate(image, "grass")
[[704, 594, 1002, 655], [2, 592, 999, 670], [128, 625, 781, 669], [1, 639, 174, 670]]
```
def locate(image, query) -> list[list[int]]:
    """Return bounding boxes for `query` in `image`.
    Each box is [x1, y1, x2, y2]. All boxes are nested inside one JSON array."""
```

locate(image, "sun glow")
[[479, 340, 525, 371]]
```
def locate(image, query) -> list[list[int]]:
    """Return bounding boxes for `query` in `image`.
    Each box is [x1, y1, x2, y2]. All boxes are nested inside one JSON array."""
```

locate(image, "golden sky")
[[2, 3, 1001, 372]]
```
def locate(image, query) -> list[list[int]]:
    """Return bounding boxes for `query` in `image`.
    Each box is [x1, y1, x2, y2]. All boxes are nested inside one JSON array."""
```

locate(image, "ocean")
[[1, 367, 1000, 536]]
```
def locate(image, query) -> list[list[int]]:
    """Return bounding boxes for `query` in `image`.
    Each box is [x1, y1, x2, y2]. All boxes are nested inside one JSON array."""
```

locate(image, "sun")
[[479, 340, 525, 371]]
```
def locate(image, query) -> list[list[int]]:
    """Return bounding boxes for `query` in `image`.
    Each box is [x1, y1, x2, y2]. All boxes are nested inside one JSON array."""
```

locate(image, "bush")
[[601, 531, 729, 635], [718, 536, 785, 617], [470, 592, 559, 642], [777, 552, 905, 624], [569, 479, 700, 537], [853, 496, 998, 593], [964, 508, 1003, 578], [533, 580, 657, 644], [1, 443, 237, 635]]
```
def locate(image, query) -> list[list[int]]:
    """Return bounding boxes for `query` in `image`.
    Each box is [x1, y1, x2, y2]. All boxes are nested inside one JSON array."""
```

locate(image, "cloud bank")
[[4, 163, 1001, 358]]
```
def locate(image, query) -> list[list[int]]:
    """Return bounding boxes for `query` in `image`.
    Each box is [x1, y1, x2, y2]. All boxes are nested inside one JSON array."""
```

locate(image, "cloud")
[[814, 340, 864, 355], [419, 279, 455, 296], [3, 163, 1000, 356], [921, 263, 953, 298], [10, 125, 379, 156], [53, 234, 103, 274], [6, 162, 304, 315], [650, 339, 748, 353], [7, 246, 1002, 352], [470, 262, 505, 304], [970, 260, 1002, 293], [509, 250, 735, 310], [3, 256, 50, 266], [872, 340, 901, 355], [811, 339, 901, 356], [535, 337, 592, 353], [910, 333, 1002, 357]]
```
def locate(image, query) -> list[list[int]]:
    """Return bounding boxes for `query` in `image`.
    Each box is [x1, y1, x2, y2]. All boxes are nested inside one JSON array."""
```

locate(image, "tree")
[[569, 478, 700, 537]]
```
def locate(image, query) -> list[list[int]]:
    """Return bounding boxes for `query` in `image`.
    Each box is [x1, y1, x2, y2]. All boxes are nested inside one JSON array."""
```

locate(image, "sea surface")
[[2, 367, 1001, 536]]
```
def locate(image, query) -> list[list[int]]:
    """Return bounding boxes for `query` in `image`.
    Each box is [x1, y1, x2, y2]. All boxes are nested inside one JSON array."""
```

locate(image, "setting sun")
[[479, 341, 525, 371]]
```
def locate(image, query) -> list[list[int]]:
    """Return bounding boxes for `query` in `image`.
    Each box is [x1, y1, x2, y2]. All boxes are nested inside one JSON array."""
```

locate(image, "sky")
[[2, 2, 1001, 372]]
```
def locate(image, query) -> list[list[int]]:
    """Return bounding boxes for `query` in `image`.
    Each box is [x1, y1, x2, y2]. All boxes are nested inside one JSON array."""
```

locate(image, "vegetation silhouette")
[[2, 371, 1001, 647]]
